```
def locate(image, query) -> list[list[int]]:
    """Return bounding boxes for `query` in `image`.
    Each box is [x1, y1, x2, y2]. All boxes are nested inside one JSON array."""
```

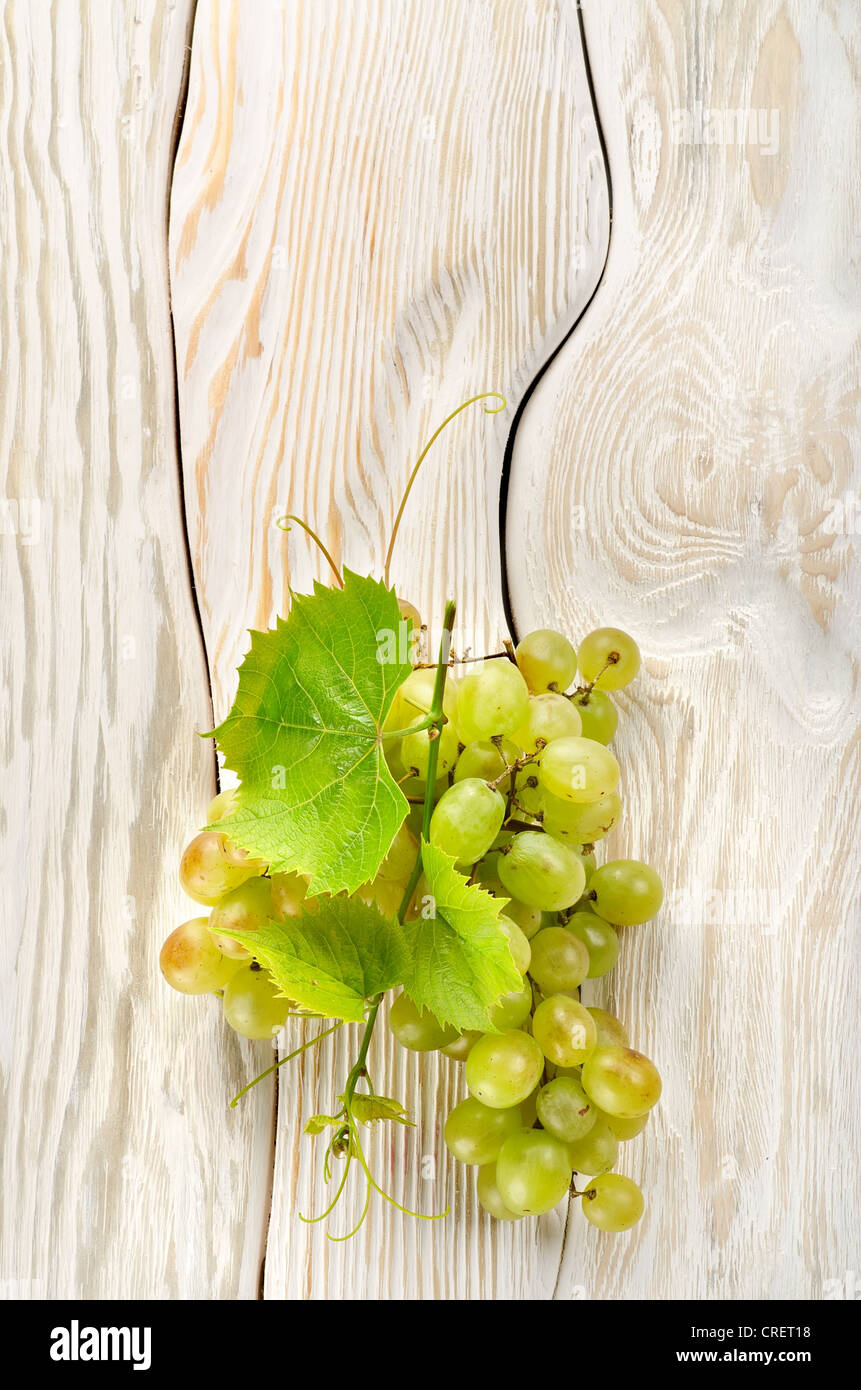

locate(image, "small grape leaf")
[[402, 841, 523, 1032], [304, 1114, 342, 1135], [217, 895, 411, 1023], [207, 570, 412, 895], [349, 1094, 414, 1128]]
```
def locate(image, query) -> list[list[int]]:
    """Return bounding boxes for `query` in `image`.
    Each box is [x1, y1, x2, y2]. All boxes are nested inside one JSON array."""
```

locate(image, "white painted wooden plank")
[[0, 0, 272, 1298], [169, 0, 608, 1298], [508, 0, 861, 1298]]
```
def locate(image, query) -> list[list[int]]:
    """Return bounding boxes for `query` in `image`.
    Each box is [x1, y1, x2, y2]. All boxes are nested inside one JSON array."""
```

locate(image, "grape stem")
[[228, 1020, 345, 1107], [275, 514, 344, 588]]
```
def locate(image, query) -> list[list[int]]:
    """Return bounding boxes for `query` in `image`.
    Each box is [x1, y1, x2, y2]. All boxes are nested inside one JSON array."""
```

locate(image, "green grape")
[[581, 1173, 644, 1231], [209, 877, 274, 959], [581, 1045, 662, 1117], [454, 739, 519, 783], [476, 1163, 523, 1221], [206, 787, 239, 823], [587, 1007, 630, 1047], [512, 693, 582, 751], [222, 963, 290, 1039], [160, 917, 240, 994], [571, 689, 618, 745], [356, 874, 409, 916], [532, 995, 598, 1067], [588, 859, 664, 925], [600, 1108, 649, 1141], [491, 983, 533, 1030], [401, 720, 460, 779], [566, 1117, 619, 1176], [465, 1030, 544, 1108], [495, 1129, 573, 1216], [576, 848, 597, 885], [542, 789, 622, 845], [377, 823, 419, 881], [502, 898, 544, 940], [538, 737, 620, 806], [444, 1097, 523, 1165], [497, 832, 586, 912], [564, 911, 620, 978], [429, 778, 506, 866], [499, 915, 531, 975], [528, 926, 590, 995], [179, 832, 258, 906], [515, 629, 578, 694], [388, 993, 457, 1050], [513, 767, 544, 819], [456, 661, 530, 743], [441, 1030, 481, 1061], [520, 1085, 540, 1129], [577, 627, 641, 692], [535, 1075, 597, 1143], [397, 597, 422, 629], [269, 870, 312, 919]]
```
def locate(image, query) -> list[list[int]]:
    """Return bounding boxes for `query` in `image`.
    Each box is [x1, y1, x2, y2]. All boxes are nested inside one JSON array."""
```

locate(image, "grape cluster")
[[386, 625, 663, 1232]]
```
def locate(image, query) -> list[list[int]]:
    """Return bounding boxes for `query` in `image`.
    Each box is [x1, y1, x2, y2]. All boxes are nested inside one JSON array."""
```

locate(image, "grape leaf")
[[402, 841, 523, 1032], [208, 570, 412, 895], [349, 1094, 413, 1128], [217, 895, 411, 1023], [304, 1114, 341, 1135]]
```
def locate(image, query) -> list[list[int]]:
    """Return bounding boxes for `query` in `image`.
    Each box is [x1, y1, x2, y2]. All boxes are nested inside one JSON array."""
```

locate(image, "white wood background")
[[1, 0, 858, 1300]]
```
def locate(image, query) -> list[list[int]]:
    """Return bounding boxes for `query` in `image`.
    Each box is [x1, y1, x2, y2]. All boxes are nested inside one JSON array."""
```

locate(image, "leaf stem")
[[229, 1020, 344, 1107], [381, 712, 440, 740], [276, 513, 344, 588], [383, 395, 506, 587]]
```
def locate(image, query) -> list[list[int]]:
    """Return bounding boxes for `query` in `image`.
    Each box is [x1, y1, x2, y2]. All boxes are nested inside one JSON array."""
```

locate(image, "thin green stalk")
[[229, 1020, 345, 1107]]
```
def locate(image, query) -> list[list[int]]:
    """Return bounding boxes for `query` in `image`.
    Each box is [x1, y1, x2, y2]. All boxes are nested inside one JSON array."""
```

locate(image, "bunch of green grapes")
[[387, 624, 664, 1233]]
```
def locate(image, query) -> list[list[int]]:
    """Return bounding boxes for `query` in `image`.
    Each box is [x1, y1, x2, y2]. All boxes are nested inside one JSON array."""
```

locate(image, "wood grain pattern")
[[169, 0, 609, 1298], [0, 0, 273, 1298], [508, 0, 861, 1298]]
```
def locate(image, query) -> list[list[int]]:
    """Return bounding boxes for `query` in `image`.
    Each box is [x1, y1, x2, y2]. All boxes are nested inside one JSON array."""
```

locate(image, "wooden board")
[[508, 0, 861, 1298], [0, 0, 272, 1299], [169, 0, 609, 1298]]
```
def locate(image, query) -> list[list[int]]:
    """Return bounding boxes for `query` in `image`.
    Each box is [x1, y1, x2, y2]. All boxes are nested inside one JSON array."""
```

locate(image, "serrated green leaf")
[[208, 570, 411, 895], [304, 1114, 342, 1135], [218, 895, 411, 1023], [402, 840, 523, 1032], [349, 1094, 414, 1128]]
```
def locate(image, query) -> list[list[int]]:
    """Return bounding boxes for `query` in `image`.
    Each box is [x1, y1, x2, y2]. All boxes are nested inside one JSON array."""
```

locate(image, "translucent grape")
[[581, 1173, 644, 1231], [377, 823, 419, 881], [538, 737, 620, 806], [528, 926, 590, 995], [520, 1085, 540, 1129], [571, 690, 618, 745], [588, 859, 664, 925], [495, 1129, 573, 1216], [209, 876, 274, 959], [542, 789, 622, 845], [441, 1031, 481, 1062], [454, 739, 519, 783], [513, 767, 544, 819], [497, 832, 586, 912], [388, 993, 458, 1050], [401, 720, 460, 779], [160, 918, 239, 994], [206, 787, 239, 823], [429, 779, 506, 866], [535, 1075, 597, 1143], [587, 1007, 630, 1048], [222, 963, 290, 1039], [397, 597, 422, 629], [532, 995, 598, 1067], [465, 1030, 544, 1109], [269, 870, 312, 919], [515, 629, 578, 694], [577, 627, 641, 692], [476, 1163, 523, 1221], [456, 661, 530, 743], [356, 875, 409, 916], [502, 898, 544, 940], [564, 911, 620, 978], [499, 915, 531, 975], [444, 1096, 523, 1165], [581, 1045, 662, 1117], [179, 832, 258, 906], [600, 1109, 649, 1141], [513, 693, 582, 751], [566, 1117, 619, 1176], [490, 983, 533, 1030]]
